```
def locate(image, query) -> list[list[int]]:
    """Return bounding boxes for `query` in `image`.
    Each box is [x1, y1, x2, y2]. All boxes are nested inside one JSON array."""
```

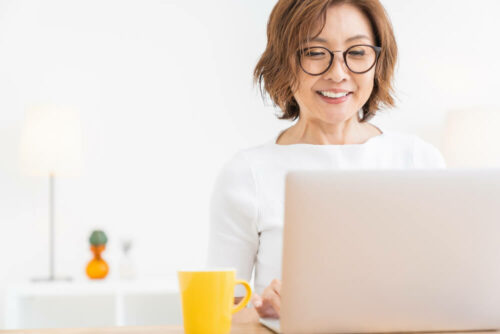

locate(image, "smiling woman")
[[207, 0, 446, 323], [254, 0, 397, 126]]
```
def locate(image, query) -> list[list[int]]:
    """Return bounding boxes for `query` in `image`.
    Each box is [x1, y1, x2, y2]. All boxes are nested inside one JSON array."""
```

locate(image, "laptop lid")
[[281, 169, 500, 333]]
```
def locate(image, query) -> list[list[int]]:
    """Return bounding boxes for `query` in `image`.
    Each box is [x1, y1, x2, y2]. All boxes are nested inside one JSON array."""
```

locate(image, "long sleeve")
[[206, 151, 259, 296]]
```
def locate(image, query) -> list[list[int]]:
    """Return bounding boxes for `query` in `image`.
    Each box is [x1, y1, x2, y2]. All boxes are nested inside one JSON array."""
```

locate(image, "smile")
[[316, 90, 353, 104], [318, 91, 351, 98]]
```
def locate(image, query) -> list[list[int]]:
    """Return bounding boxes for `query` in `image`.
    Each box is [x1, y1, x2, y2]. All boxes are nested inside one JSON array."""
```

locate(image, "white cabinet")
[[5, 278, 182, 329]]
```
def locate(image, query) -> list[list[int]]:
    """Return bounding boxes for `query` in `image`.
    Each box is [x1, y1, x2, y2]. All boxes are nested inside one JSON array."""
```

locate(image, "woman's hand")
[[251, 278, 281, 319]]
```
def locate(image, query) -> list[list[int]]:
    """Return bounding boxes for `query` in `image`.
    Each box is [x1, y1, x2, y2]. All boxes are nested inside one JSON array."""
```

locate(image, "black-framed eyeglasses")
[[297, 44, 382, 75]]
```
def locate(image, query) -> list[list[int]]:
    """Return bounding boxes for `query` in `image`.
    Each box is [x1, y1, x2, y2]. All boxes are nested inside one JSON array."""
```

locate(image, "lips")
[[316, 90, 352, 104], [318, 89, 352, 93], [317, 90, 353, 98]]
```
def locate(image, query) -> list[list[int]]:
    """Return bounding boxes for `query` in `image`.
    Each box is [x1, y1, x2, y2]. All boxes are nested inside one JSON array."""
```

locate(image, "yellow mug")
[[177, 269, 252, 334]]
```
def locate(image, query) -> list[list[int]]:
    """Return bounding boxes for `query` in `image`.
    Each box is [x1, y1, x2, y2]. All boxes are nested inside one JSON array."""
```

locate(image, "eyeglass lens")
[[300, 45, 378, 75]]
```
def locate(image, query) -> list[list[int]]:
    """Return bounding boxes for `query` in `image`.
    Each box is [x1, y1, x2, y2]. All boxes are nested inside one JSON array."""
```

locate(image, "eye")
[[302, 48, 328, 59], [306, 51, 325, 57], [348, 50, 366, 57], [347, 46, 368, 57]]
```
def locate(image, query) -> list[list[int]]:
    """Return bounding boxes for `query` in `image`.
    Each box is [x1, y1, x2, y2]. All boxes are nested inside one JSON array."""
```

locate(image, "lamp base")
[[31, 276, 73, 282]]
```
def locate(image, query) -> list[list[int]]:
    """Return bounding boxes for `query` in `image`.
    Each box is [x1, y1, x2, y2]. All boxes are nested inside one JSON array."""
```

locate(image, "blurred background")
[[1, 0, 500, 329]]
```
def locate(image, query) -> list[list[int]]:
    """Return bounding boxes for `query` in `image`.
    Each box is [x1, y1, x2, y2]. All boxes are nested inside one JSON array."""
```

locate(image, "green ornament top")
[[89, 230, 108, 246]]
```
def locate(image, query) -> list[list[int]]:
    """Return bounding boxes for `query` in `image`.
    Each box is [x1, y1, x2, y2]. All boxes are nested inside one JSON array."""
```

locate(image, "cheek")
[[355, 73, 375, 100], [294, 75, 317, 104]]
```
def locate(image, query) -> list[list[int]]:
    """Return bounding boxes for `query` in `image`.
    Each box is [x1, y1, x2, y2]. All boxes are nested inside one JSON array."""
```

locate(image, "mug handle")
[[232, 279, 252, 314]]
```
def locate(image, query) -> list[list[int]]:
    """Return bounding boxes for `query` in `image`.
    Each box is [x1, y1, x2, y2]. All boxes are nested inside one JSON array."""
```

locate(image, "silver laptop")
[[261, 169, 500, 334]]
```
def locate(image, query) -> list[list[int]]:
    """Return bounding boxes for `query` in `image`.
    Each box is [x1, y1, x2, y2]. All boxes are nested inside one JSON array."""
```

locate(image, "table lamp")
[[442, 108, 500, 168], [20, 104, 83, 282]]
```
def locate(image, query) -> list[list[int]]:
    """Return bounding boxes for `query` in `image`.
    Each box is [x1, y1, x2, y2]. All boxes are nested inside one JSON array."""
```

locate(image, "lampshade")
[[20, 104, 83, 176], [442, 108, 500, 168]]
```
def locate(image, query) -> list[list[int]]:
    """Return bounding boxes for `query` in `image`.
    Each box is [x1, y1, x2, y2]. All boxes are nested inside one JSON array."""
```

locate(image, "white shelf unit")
[[5, 278, 182, 329]]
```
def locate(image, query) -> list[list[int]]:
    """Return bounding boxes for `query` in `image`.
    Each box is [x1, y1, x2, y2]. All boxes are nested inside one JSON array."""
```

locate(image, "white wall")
[[1, 0, 499, 328]]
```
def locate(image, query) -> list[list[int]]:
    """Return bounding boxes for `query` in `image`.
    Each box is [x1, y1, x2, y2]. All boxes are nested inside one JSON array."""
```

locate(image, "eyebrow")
[[311, 34, 371, 43]]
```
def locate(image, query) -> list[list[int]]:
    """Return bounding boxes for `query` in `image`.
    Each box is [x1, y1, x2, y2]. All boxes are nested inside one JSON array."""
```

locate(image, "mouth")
[[316, 90, 353, 104]]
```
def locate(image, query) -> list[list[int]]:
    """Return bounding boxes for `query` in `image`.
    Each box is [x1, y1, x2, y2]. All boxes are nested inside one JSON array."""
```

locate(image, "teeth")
[[320, 91, 349, 98]]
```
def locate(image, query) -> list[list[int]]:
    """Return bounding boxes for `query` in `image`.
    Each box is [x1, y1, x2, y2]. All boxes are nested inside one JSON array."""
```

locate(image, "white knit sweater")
[[207, 126, 446, 296]]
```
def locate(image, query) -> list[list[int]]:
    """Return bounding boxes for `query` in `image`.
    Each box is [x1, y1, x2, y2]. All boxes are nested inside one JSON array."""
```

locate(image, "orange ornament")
[[86, 244, 109, 279]]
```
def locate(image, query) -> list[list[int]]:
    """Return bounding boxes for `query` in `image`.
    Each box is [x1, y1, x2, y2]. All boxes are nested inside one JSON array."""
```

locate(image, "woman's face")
[[293, 4, 377, 124]]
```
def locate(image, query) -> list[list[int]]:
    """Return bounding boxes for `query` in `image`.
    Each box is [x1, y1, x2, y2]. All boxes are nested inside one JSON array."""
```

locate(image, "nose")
[[323, 51, 349, 83]]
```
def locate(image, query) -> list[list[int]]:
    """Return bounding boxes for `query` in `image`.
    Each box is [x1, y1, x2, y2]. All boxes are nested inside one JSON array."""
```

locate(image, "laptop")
[[260, 169, 500, 334]]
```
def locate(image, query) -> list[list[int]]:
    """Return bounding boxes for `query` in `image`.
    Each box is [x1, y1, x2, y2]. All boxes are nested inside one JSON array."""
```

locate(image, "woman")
[[207, 0, 446, 322]]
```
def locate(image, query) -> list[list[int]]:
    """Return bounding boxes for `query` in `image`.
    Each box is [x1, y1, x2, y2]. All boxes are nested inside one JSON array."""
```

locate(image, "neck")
[[279, 112, 379, 145]]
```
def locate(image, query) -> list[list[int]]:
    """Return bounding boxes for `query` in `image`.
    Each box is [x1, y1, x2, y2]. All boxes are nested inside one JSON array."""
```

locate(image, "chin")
[[321, 107, 355, 122], [319, 114, 351, 125]]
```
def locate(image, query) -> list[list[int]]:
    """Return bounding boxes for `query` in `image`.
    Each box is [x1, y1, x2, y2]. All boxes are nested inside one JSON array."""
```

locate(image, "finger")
[[252, 293, 263, 308], [259, 305, 280, 319], [251, 293, 260, 303], [268, 293, 281, 314], [262, 290, 281, 314], [254, 291, 277, 318], [271, 279, 282, 296], [255, 300, 279, 319]]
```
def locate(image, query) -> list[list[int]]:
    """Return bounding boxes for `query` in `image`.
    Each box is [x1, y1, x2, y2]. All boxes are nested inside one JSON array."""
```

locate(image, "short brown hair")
[[254, 0, 398, 122]]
